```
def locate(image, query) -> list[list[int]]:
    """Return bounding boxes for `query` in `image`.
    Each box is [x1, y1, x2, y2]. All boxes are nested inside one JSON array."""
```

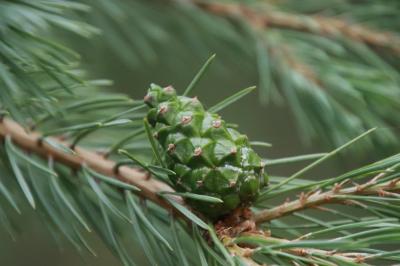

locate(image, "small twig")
[[255, 171, 400, 223], [224, 233, 370, 265]]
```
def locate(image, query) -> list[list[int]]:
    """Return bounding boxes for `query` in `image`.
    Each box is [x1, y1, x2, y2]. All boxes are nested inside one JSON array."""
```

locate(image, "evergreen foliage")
[[0, 1, 400, 266]]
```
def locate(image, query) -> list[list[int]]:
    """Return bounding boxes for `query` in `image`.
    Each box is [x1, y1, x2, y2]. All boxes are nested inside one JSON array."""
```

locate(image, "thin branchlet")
[[255, 169, 400, 223], [224, 233, 371, 265]]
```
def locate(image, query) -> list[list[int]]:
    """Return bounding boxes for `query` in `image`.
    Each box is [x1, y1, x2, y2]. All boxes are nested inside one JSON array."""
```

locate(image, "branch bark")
[[196, 2, 400, 54], [0, 117, 183, 211], [254, 175, 400, 223], [224, 233, 370, 265]]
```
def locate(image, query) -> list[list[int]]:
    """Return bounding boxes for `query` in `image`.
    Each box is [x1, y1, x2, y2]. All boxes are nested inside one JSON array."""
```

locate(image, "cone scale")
[[145, 84, 268, 219]]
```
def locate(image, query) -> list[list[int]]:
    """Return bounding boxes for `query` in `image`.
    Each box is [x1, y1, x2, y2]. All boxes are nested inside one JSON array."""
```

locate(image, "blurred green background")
[[1, 0, 394, 265]]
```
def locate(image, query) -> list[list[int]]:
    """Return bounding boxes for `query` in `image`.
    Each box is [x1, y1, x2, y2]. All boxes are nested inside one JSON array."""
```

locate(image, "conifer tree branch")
[[0, 117, 183, 211], [195, 1, 400, 54], [1, 2, 399, 265], [255, 171, 400, 223], [225, 233, 371, 265]]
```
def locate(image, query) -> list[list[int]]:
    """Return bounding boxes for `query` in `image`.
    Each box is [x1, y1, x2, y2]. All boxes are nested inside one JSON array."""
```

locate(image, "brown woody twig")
[[0, 117, 184, 211], [223, 233, 370, 265], [254, 172, 400, 223]]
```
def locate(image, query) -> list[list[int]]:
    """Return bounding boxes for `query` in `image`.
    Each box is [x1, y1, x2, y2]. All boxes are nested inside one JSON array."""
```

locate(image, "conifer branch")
[[255, 170, 400, 223], [196, 2, 400, 53], [0, 117, 183, 211], [225, 233, 371, 265], [2, 2, 400, 265]]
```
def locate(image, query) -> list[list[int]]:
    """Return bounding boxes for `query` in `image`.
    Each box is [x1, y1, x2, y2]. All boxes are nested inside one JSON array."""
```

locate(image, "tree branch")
[[254, 172, 400, 223], [196, 2, 400, 54], [0, 117, 183, 211], [224, 233, 371, 265]]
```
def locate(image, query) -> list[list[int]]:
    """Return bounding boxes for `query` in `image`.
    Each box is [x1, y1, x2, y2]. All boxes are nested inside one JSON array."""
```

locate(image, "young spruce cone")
[[144, 84, 268, 219]]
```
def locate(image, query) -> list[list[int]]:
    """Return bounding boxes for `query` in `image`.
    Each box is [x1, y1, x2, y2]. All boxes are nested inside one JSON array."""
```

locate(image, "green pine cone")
[[144, 84, 268, 219]]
